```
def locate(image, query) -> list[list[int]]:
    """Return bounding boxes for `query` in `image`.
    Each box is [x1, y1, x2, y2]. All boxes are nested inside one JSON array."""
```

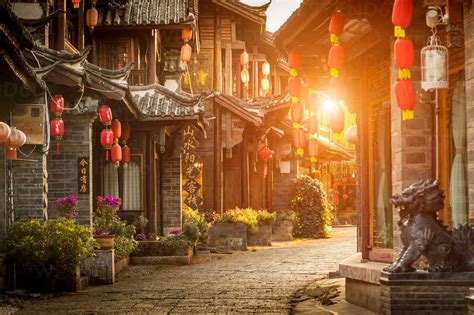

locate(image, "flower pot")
[[94, 235, 115, 250]]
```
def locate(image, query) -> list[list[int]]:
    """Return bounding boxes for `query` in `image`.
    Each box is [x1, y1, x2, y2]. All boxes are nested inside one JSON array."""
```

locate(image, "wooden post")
[[55, 0, 66, 51], [147, 30, 157, 85], [360, 57, 370, 260], [78, 0, 84, 50], [241, 133, 249, 208], [214, 11, 222, 92], [214, 106, 223, 215], [147, 133, 158, 236], [225, 43, 233, 95]]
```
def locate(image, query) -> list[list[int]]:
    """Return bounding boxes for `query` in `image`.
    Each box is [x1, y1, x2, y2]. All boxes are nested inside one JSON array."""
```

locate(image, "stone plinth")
[[247, 223, 272, 246], [380, 271, 474, 314], [131, 240, 193, 265], [272, 220, 293, 241], [209, 222, 247, 251], [81, 249, 115, 285]]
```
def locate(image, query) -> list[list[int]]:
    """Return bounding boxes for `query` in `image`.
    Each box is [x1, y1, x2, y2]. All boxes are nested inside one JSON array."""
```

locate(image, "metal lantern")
[[0, 122, 11, 143], [421, 35, 448, 90]]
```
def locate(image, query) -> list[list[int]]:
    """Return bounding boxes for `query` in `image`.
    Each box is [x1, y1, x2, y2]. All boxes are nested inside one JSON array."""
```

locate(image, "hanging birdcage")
[[421, 33, 448, 91]]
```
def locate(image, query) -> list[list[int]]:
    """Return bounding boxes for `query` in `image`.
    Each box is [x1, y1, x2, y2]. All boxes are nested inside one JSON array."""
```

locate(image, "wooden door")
[[223, 144, 242, 211]]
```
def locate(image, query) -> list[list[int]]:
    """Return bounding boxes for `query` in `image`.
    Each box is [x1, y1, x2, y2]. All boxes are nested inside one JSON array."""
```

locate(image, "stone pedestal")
[[81, 249, 115, 284], [209, 222, 247, 251], [380, 271, 474, 314], [272, 220, 293, 241], [247, 223, 272, 246]]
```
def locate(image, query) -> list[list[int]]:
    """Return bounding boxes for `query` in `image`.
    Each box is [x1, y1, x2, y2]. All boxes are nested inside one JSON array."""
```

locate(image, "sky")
[[240, 0, 303, 33]]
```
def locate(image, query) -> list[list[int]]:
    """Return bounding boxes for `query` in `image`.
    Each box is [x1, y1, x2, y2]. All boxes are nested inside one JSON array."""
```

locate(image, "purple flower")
[[54, 195, 79, 219], [135, 233, 147, 241], [93, 229, 103, 236], [168, 228, 182, 236]]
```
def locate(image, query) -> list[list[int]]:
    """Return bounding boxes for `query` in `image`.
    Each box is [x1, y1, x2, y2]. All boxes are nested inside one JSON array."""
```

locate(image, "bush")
[[114, 235, 138, 262], [256, 210, 276, 225], [291, 176, 333, 238], [7, 218, 97, 275], [182, 221, 200, 246], [182, 208, 209, 247], [216, 208, 259, 233], [275, 210, 296, 222]]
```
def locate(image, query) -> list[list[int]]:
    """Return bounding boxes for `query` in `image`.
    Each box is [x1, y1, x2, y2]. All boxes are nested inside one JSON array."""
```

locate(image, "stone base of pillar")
[[81, 249, 115, 285]]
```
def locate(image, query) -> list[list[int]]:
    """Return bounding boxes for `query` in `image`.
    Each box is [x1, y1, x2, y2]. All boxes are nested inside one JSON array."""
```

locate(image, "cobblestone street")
[[17, 227, 356, 314]]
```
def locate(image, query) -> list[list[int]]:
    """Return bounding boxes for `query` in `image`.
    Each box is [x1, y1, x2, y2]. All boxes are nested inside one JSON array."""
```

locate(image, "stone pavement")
[[15, 227, 358, 314]]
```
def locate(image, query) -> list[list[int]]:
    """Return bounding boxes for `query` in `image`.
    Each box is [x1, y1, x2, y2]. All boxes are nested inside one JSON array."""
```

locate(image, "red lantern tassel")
[[263, 161, 268, 179], [56, 142, 61, 154], [106, 150, 109, 161]]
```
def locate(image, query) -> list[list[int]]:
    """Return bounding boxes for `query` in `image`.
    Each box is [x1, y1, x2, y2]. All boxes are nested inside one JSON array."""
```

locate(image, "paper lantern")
[[292, 128, 306, 156], [180, 43, 192, 63], [394, 38, 414, 70], [308, 139, 318, 163], [122, 145, 130, 167], [101, 129, 114, 160], [329, 77, 345, 100], [262, 62, 270, 76], [329, 11, 345, 36], [111, 143, 122, 167], [111, 119, 121, 142], [122, 122, 131, 144], [290, 102, 304, 124], [392, 0, 413, 29], [289, 77, 301, 97], [328, 45, 345, 70], [258, 147, 274, 178], [307, 93, 319, 112], [421, 42, 448, 90], [344, 125, 357, 144], [308, 115, 318, 135], [240, 51, 249, 66], [0, 122, 11, 143], [261, 78, 270, 92], [5, 128, 26, 160], [182, 27, 193, 42], [288, 49, 300, 70], [86, 6, 98, 30], [329, 103, 345, 133], [50, 95, 64, 116], [71, 0, 80, 9], [395, 79, 416, 120], [50, 118, 65, 153], [98, 105, 112, 126], [241, 68, 250, 84]]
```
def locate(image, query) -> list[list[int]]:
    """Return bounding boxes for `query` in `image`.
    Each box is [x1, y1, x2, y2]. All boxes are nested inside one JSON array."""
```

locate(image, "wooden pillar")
[[225, 43, 233, 95], [241, 132, 249, 208], [147, 30, 157, 85], [55, 0, 66, 51], [214, 11, 222, 92], [147, 133, 158, 236], [214, 106, 223, 215], [78, 0, 84, 50]]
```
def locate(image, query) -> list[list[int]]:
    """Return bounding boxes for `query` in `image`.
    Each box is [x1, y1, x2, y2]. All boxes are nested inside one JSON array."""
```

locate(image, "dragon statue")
[[384, 179, 474, 273]]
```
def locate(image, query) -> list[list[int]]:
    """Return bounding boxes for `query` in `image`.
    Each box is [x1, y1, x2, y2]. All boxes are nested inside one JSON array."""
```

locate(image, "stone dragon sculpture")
[[384, 179, 474, 273]]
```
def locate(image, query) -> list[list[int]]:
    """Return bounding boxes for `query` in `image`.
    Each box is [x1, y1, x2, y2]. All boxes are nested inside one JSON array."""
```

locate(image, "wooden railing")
[[128, 70, 148, 86]]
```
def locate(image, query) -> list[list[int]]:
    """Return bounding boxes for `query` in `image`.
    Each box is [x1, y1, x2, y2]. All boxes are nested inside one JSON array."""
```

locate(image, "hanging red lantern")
[[329, 77, 345, 100], [86, 6, 98, 30], [289, 77, 301, 97], [5, 128, 26, 160], [290, 102, 304, 124], [71, 0, 80, 9], [329, 11, 345, 36], [98, 105, 113, 127], [50, 95, 64, 117], [180, 43, 192, 63], [395, 79, 416, 120], [292, 128, 306, 156], [344, 125, 357, 144], [182, 27, 193, 42], [50, 118, 65, 154], [308, 139, 318, 163], [122, 145, 131, 167], [258, 146, 274, 178], [101, 129, 114, 161], [392, 0, 413, 29], [111, 119, 121, 142], [240, 51, 249, 66], [122, 122, 131, 144], [111, 143, 122, 167], [394, 38, 414, 70], [288, 49, 301, 70], [0, 122, 11, 143], [329, 103, 345, 133], [328, 45, 345, 70], [308, 115, 318, 135]]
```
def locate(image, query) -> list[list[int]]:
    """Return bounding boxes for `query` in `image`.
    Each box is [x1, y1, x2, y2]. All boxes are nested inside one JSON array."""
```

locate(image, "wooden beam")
[[241, 132, 249, 208], [214, 105, 223, 215], [78, 0, 84, 50], [225, 43, 233, 95], [55, 0, 66, 51], [214, 10, 222, 92], [147, 30, 157, 85]]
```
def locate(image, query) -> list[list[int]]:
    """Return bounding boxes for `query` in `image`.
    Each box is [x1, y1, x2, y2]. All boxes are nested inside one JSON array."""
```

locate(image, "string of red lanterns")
[[111, 119, 122, 167], [98, 105, 113, 160], [180, 27, 193, 63], [392, 0, 415, 121], [288, 49, 305, 157], [50, 95, 65, 154], [121, 122, 131, 168]]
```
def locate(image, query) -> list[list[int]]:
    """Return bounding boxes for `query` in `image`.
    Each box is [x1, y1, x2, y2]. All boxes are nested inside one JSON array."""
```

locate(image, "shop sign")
[[78, 157, 89, 194]]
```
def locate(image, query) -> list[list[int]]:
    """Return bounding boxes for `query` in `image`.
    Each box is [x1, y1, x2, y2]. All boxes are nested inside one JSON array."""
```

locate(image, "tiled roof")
[[98, 0, 196, 27], [211, 0, 269, 25], [130, 85, 207, 120]]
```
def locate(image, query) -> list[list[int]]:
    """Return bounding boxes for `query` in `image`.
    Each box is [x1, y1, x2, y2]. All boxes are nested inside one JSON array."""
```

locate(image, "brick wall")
[[390, 28, 434, 248], [272, 165, 294, 211], [0, 149, 5, 240], [47, 113, 95, 228], [162, 158, 182, 233], [464, 3, 474, 224]]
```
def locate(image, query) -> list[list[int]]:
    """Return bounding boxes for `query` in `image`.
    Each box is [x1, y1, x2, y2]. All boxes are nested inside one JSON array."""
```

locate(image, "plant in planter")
[[132, 215, 148, 241], [53, 195, 79, 219], [182, 208, 210, 248], [291, 175, 333, 238], [247, 210, 276, 246], [93, 195, 121, 249], [216, 208, 259, 233], [110, 219, 138, 262], [273, 210, 296, 242]]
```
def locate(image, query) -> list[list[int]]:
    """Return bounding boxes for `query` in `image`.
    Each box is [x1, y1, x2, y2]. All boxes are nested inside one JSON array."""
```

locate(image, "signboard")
[[78, 157, 90, 194], [181, 125, 203, 211]]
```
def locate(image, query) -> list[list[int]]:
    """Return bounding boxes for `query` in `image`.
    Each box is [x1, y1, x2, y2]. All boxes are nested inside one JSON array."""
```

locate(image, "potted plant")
[[93, 195, 121, 250], [53, 195, 79, 219], [247, 210, 276, 246]]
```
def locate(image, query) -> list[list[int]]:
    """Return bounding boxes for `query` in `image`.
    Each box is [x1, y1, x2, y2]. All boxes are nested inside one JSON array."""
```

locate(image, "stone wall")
[[161, 157, 182, 234], [47, 113, 95, 228], [464, 3, 474, 224], [272, 168, 294, 211]]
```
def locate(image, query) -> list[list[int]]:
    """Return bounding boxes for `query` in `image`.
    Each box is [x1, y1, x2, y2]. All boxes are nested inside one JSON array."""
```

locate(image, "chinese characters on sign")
[[181, 125, 203, 211], [78, 157, 89, 194]]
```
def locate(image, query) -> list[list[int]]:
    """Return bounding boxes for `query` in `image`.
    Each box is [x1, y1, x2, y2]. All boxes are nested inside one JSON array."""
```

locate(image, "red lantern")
[[329, 11, 345, 36], [258, 147, 274, 178], [182, 27, 193, 42], [394, 38, 414, 69], [240, 51, 249, 66], [329, 103, 345, 133], [122, 122, 131, 144], [344, 125, 357, 144], [395, 80, 415, 110], [180, 43, 192, 63], [101, 129, 114, 160], [86, 7, 98, 30], [111, 143, 122, 167], [50, 95, 64, 116], [71, 0, 80, 9], [308, 115, 318, 135], [329, 77, 345, 100], [98, 105, 112, 127], [5, 128, 26, 160], [392, 0, 413, 28], [0, 122, 11, 143], [50, 118, 65, 154], [122, 145, 131, 167], [308, 139, 318, 163], [289, 77, 301, 97], [292, 128, 306, 156], [111, 119, 121, 142], [288, 49, 300, 70], [328, 45, 345, 69], [290, 102, 304, 124]]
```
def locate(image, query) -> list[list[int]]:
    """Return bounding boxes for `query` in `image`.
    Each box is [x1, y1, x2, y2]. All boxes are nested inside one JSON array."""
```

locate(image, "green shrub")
[[7, 218, 97, 274], [114, 235, 138, 262], [256, 210, 276, 225], [291, 176, 333, 238], [275, 210, 296, 222], [182, 221, 200, 246], [182, 208, 209, 247], [216, 208, 259, 233]]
